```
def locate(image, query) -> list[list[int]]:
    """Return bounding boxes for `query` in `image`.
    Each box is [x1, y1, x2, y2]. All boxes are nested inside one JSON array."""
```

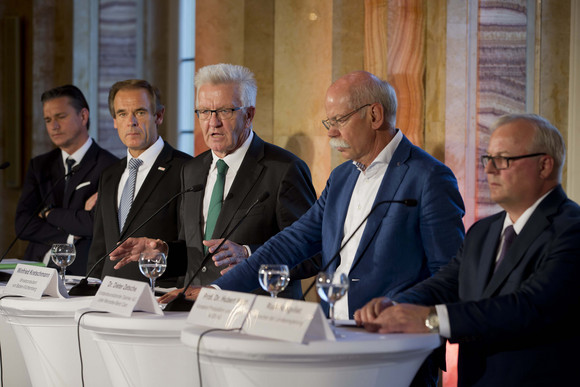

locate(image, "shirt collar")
[[502, 188, 555, 234], [353, 129, 403, 174], [210, 130, 254, 172], [61, 137, 93, 166], [125, 136, 164, 170]]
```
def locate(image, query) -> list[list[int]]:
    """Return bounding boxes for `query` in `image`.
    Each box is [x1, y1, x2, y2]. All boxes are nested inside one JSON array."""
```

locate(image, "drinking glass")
[[51, 243, 76, 284], [258, 264, 290, 298], [138, 251, 167, 293], [316, 272, 349, 326]]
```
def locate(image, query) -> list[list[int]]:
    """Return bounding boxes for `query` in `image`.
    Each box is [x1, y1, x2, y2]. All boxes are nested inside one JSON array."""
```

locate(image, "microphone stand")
[[164, 192, 270, 311], [68, 184, 204, 296], [302, 198, 417, 299], [0, 165, 80, 264]]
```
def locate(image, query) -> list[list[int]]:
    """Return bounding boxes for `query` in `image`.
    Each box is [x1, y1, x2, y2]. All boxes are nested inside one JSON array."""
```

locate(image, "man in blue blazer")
[[355, 114, 580, 386], [206, 71, 465, 317], [15, 85, 118, 275]]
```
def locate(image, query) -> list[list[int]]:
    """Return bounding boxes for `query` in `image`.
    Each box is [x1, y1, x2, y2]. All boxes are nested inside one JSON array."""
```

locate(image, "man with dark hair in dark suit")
[[109, 64, 318, 298], [87, 79, 192, 285], [15, 84, 118, 275], [355, 113, 580, 386]]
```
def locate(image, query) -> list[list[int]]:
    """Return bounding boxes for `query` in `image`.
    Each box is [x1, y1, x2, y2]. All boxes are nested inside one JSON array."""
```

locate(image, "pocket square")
[[75, 181, 91, 190]]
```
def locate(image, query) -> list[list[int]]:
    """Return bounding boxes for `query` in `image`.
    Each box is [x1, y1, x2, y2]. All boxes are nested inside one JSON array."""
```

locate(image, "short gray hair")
[[349, 74, 397, 129], [491, 113, 566, 182], [194, 63, 257, 107]]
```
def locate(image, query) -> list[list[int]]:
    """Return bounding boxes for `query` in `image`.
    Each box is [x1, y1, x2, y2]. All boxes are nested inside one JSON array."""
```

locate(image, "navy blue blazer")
[[214, 135, 465, 316], [395, 185, 580, 386], [15, 141, 118, 274]]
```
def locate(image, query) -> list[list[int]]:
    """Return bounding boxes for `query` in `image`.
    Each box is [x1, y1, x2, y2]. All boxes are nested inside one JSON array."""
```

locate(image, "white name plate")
[[4, 264, 68, 299], [90, 276, 163, 317], [242, 296, 335, 343], [187, 289, 335, 343], [188, 288, 255, 329]]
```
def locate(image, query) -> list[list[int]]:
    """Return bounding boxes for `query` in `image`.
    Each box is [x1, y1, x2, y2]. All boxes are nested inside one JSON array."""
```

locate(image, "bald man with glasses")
[[355, 113, 580, 386]]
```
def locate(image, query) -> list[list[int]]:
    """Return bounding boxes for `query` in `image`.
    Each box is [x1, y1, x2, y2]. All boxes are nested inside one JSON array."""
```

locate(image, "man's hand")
[[158, 286, 203, 304], [109, 237, 168, 269], [354, 297, 396, 325], [357, 302, 432, 334], [85, 192, 98, 211], [203, 239, 249, 275]]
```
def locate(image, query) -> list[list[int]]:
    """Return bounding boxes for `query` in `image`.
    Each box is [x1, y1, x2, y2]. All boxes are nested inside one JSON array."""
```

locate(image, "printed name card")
[[90, 276, 163, 317], [188, 288, 255, 329], [187, 288, 335, 343], [242, 296, 335, 343], [4, 264, 68, 299]]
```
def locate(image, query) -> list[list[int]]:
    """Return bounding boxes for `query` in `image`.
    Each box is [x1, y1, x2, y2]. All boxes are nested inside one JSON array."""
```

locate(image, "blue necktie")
[[118, 158, 143, 231]]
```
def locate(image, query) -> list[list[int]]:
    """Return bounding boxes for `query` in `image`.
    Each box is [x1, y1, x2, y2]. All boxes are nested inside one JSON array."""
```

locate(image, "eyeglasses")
[[481, 153, 546, 170], [194, 107, 245, 120], [322, 104, 371, 130]]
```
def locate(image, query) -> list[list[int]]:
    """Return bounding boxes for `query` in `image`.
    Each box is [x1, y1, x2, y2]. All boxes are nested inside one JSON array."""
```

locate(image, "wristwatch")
[[425, 306, 440, 333]]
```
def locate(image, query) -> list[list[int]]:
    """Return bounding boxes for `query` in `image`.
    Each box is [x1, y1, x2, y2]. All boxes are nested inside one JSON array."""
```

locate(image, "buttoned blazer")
[[178, 134, 318, 298], [87, 142, 192, 282], [214, 134, 466, 316], [15, 142, 118, 274], [396, 186, 580, 386]]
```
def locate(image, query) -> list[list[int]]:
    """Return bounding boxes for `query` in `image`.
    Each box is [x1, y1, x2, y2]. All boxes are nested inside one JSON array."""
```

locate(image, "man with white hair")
[[111, 64, 318, 298]]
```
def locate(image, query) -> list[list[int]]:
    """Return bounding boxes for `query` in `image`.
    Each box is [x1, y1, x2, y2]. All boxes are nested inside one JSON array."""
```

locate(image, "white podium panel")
[[0, 295, 111, 387], [80, 311, 194, 387], [181, 325, 441, 387], [0, 287, 32, 387]]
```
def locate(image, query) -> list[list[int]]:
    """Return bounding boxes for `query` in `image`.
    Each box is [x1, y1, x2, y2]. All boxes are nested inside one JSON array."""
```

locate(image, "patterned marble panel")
[[476, 0, 528, 219], [97, 0, 139, 157]]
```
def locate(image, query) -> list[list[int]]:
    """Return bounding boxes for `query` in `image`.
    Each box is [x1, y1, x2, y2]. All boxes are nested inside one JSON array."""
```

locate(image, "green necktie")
[[204, 159, 229, 252]]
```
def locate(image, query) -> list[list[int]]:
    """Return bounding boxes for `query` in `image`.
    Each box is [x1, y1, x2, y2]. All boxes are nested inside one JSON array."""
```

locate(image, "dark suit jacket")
[[178, 134, 318, 298], [395, 185, 580, 386], [87, 142, 192, 284], [214, 134, 466, 315], [15, 141, 118, 274]]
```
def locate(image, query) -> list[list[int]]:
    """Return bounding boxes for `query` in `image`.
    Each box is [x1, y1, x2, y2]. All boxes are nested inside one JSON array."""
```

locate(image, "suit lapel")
[[104, 160, 125, 237], [483, 188, 563, 297], [63, 143, 98, 206], [48, 153, 65, 206], [194, 153, 213, 245], [212, 135, 264, 239], [349, 136, 411, 272], [120, 142, 173, 237]]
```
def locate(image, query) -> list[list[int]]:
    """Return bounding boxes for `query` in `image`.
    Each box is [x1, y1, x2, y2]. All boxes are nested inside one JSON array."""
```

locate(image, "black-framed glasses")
[[322, 104, 371, 130], [481, 153, 546, 170], [194, 107, 245, 120]]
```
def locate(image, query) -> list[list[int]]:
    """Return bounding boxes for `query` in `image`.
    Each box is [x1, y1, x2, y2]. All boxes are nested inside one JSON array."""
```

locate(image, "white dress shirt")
[[333, 130, 403, 320]]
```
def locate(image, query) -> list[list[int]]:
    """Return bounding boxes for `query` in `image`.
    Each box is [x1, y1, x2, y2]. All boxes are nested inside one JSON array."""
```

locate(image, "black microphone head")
[[258, 192, 270, 203], [0, 161, 10, 170], [186, 184, 205, 193], [403, 199, 418, 207]]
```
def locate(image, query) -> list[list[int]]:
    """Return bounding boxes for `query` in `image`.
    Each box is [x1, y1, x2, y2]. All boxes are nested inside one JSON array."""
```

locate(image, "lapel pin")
[[158, 166, 166, 171]]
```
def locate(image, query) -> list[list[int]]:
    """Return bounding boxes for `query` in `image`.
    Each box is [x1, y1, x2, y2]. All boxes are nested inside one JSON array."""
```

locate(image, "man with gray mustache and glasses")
[[179, 70, 466, 387]]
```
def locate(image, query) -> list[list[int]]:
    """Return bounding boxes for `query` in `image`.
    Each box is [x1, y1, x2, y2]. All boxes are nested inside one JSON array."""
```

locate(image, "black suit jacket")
[[15, 141, 118, 274], [87, 142, 192, 284], [396, 186, 580, 386], [178, 134, 318, 298]]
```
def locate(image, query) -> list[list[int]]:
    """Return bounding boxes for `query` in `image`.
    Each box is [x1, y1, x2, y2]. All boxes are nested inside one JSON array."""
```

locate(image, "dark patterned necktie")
[[494, 225, 516, 273]]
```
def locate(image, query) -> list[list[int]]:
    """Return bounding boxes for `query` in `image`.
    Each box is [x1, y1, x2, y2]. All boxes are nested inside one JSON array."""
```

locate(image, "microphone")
[[302, 198, 417, 299], [0, 161, 10, 170], [164, 191, 270, 311], [0, 164, 81, 263], [68, 184, 204, 296]]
